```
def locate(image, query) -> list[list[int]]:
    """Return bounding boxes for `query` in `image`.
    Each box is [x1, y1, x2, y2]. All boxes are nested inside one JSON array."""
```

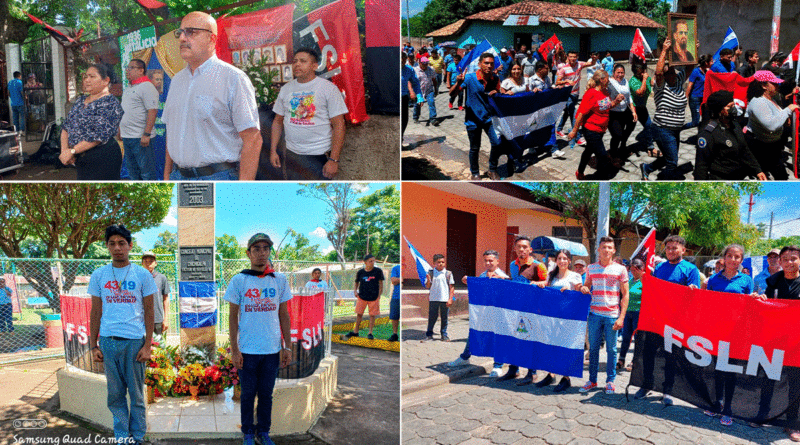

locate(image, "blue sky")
[[738, 183, 800, 239], [132, 183, 392, 252], [402, 0, 429, 18]]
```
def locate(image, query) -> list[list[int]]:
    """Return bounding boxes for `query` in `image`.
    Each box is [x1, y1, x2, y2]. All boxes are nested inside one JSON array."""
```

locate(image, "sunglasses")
[[173, 27, 213, 38]]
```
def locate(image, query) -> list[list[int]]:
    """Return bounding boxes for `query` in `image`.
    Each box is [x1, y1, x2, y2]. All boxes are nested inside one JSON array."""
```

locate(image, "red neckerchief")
[[309, 279, 321, 282], [515, 256, 534, 267], [258, 266, 275, 278], [476, 70, 499, 94], [130, 76, 152, 85]]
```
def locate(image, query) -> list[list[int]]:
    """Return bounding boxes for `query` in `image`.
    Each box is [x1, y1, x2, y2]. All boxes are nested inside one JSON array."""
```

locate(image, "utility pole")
[[597, 183, 610, 255], [747, 193, 755, 225], [406, 0, 412, 44], [769, 212, 774, 240], [770, 0, 782, 56]]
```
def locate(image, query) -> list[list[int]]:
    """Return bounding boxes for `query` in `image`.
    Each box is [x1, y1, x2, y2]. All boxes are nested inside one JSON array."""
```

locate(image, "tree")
[[297, 184, 364, 262], [274, 229, 324, 264], [344, 185, 399, 262], [152, 230, 178, 255], [528, 183, 762, 261], [0, 184, 173, 310], [751, 236, 800, 256], [216, 234, 245, 259]]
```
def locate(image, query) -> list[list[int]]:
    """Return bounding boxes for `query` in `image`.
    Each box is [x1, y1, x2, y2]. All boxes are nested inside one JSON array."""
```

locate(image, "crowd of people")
[[52, 11, 348, 181], [401, 39, 800, 181], [437, 233, 800, 440]]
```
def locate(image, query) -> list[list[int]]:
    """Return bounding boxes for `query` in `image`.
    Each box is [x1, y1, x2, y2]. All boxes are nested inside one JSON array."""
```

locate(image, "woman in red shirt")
[[567, 70, 623, 179]]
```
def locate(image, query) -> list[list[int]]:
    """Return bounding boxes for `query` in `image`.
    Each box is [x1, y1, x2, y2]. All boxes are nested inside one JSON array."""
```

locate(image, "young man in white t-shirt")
[[88, 224, 157, 444], [425, 254, 455, 341], [224, 233, 293, 445], [271, 47, 348, 180], [304, 268, 328, 292]]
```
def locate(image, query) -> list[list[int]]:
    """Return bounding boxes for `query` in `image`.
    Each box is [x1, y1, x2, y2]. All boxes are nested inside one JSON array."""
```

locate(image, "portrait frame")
[[263, 46, 274, 64], [231, 51, 241, 67], [275, 44, 287, 64], [282, 64, 293, 82], [241, 49, 250, 67], [667, 13, 698, 66], [251, 47, 261, 65]]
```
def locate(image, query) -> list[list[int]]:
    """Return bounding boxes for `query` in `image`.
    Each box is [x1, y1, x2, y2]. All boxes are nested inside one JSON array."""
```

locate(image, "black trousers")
[[402, 95, 409, 137], [75, 138, 122, 180], [426, 301, 448, 337]]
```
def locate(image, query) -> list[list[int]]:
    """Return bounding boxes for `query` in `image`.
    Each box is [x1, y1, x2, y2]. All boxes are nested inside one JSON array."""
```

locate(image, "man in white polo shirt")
[[225, 233, 292, 445], [162, 11, 262, 180], [270, 48, 348, 180]]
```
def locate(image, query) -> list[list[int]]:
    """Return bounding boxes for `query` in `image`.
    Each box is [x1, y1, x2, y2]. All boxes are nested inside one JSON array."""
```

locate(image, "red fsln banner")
[[288, 292, 325, 351]]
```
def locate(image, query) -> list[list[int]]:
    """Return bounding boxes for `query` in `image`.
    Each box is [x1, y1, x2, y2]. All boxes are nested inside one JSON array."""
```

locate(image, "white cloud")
[[770, 219, 800, 239], [310, 227, 327, 238], [162, 206, 177, 227], [352, 183, 369, 194], [322, 246, 335, 254]]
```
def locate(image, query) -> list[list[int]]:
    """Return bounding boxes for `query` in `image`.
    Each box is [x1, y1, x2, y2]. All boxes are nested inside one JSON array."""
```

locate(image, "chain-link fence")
[[0, 257, 397, 366]]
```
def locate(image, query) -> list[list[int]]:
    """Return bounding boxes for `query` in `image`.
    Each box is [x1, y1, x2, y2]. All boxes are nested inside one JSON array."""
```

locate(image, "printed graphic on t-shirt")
[[362, 276, 377, 282], [289, 92, 317, 125], [597, 97, 613, 111], [244, 287, 277, 312], [103, 280, 138, 304]]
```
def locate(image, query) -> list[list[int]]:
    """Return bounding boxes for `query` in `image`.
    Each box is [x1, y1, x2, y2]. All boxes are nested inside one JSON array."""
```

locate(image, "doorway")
[[446, 208, 477, 287]]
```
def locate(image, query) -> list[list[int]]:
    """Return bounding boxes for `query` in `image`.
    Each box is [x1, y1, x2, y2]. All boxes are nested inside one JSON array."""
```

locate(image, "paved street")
[[401, 76, 797, 182], [402, 315, 796, 445]]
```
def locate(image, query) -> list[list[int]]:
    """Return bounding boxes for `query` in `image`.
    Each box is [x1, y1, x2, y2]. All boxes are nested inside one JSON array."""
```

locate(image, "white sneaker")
[[447, 357, 470, 367], [552, 149, 566, 158], [489, 366, 503, 377]]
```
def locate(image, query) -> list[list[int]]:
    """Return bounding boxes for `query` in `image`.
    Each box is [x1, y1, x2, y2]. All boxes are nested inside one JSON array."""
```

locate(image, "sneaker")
[[497, 371, 518, 381], [258, 433, 276, 445], [552, 149, 566, 158], [489, 365, 503, 377], [605, 382, 616, 394], [633, 388, 649, 399], [554, 377, 571, 392], [662, 395, 674, 406], [575, 171, 585, 180], [534, 374, 554, 388], [449, 103, 453, 109], [441, 335, 450, 342], [616, 361, 624, 371], [577, 137, 586, 146], [422, 335, 433, 342], [447, 356, 470, 367], [413, 119, 419, 124], [243, 434, 256, 445], [556, 131, 567, 139], [640, 163, 650, 181], [516, 373, 534, 386], [343, 331, 358, 340], [367, 333, 374, 340], [458, 106, 464, 111], [703, 410, 718, 417], [432, 118, 441, 127], [578, 381, 598, 393], [720, 416, 733, 426], [388, 333, 399, 342]]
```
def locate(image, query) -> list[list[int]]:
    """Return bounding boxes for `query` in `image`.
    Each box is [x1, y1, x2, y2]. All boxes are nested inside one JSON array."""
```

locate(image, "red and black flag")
[[27, 13, 78, 44], [630, 275, 800, 428], [629, 227, 656, 274]]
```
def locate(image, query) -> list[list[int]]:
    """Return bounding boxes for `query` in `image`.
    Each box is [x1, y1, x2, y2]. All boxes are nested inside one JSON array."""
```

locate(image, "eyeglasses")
[[125, 65, 143, 71], [173, 27, 213, 38]]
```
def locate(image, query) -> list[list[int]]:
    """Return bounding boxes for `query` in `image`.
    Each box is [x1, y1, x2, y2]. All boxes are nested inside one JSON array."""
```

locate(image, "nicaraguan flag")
[[403, 236, 433, 286], [488, 87, 572, 151], [742, 256, 767, 279], [713, 27, 739, 63], [179, 282, 217, 328], [467, 277, 590, 377], [456, 38, 501, 74]]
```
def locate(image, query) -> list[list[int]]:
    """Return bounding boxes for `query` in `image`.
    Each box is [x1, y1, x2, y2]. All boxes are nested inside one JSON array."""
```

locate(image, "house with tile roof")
[[427, 0, 663, 61]]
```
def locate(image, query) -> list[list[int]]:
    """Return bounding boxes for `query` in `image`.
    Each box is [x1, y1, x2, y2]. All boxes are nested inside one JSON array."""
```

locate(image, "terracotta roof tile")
[[466, 0, 663, 28], [427, 19, 468, 37]]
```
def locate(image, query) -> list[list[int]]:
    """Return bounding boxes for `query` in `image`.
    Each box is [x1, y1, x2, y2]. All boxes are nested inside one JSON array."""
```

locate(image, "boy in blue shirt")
[[389, 264, 400, 342], [89, 224, 157, 444], [225, 233, 293, 445]]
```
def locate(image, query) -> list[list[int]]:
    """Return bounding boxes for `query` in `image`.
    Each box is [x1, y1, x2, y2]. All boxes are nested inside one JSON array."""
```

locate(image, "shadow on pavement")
[[401, 157, 452, 180]]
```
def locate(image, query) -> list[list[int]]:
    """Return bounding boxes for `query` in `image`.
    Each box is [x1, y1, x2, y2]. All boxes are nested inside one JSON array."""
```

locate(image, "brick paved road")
[[402, 315, 796, 445], [401, 78, 797, 182]]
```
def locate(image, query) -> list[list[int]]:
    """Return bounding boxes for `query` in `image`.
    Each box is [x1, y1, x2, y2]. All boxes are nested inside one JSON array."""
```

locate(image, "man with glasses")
[[89, 225, 157, 444], [162, 11, 262, 180], [120, 58, 159, 180]]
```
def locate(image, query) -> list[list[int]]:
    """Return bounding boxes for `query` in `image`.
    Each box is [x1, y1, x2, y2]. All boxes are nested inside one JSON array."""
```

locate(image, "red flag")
[[783, 40, 800, 70], [702, 71, 753, 111], [629, 28, 652, 63], [26, 13, 76, 44], [629, 228, 656, 274], [135, 0, 167, 8], [538, 34, 561, 59]]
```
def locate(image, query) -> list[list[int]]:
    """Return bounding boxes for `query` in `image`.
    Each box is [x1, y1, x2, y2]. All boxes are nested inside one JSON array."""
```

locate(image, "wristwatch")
[[327, 157, 339, 163], [70, 148, 76, 155], [143, 132, 151, 137]]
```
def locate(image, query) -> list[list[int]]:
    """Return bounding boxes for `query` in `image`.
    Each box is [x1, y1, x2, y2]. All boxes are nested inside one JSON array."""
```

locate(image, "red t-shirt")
[[577, 88, 613, 133]]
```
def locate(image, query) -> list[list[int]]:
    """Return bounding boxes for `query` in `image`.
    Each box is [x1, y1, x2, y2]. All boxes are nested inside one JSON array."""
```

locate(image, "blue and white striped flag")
[[742, 256, 767, 278], [179, 282, 217, 328], [713, 27, 738, 64], [488, 87, 572, 150], [467, 277, 591, 378], [456, 38, 501, 74], [403, 236, 433, 286]]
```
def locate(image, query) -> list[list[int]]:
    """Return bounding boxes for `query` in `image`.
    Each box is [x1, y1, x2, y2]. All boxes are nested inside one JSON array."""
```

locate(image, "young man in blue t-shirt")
[[304, 268, 328, 292], [89, 224, 157, 444], [225, 233, 293, 445]]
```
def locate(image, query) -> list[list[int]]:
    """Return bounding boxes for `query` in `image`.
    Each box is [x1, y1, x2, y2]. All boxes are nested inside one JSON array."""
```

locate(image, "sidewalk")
[[402, 314, 793, 445], [0, 342, 399, 445], [401, 82, 798, 182]]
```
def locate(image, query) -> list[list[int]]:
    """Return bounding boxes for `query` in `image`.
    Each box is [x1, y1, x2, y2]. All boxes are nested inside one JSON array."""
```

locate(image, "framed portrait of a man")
[[275, 45, 287, 64], [232, 51, 241, 67], [252, 47, 261, 65], [667, 13, 697, 66], [263, 46, 274, 64], [282, 64, 293, 82]]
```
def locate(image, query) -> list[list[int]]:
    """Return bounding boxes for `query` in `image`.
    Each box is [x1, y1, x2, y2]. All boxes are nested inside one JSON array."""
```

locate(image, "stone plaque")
[[179, 246, 214, 281], [178, 183, 214, 207]]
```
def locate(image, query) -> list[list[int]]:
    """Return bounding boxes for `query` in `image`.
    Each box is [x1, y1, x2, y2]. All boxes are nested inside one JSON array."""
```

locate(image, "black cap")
[[707, 90, 734, 116], [363, 254, 375, 261]]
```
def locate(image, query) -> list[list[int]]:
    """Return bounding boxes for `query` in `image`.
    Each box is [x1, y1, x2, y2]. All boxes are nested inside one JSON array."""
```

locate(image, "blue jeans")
[[12, 105, 25, 132], [169, 167, 238, 181], [239, 352, 280, 435], [466, 120, 502, 175], [618, 311, 639, 362], [460, 338, 502, 367], [683, 96, 702, 130], [413, 91, 437, 121], [557, 94, 581, 139], [642, 125, 681, 179], [634, 105, 654, 149], [98, 336, 146, 442], [123, 138, 157, 180], [587, 312, 618, 384]]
